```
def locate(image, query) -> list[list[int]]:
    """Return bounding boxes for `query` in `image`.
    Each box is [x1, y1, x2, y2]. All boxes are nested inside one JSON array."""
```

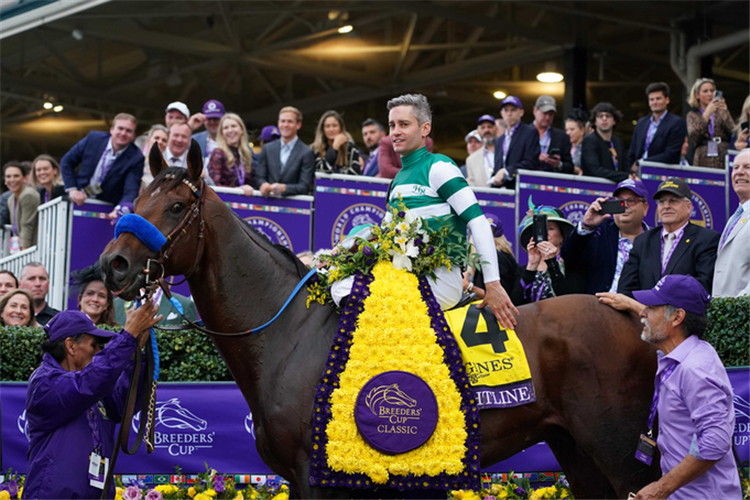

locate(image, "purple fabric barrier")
[[313, 174, 390, 251], [516, 170, 617, 264], [215, 190, 312, 253], [67, 192, 312, 309], [639, 162, 727, 232], [4, 368, 747, 475], [472, 187, 516, 258], [313, 174, 517, 254]]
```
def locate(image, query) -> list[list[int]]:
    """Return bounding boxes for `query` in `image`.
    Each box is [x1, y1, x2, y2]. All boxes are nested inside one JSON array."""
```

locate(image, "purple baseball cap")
[[633, 275, 711, 315], [613, 178, 649, 199], [45, 310, 119, 343], [487, 215, 504, 238], [259, 125, 281, 142], [477, 114, 496, 125], [202, 100, 225, 119], [500, 96, 523, 110]]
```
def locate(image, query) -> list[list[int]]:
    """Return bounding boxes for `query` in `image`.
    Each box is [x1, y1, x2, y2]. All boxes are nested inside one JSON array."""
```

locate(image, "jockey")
[[332, 94, 518, 330]]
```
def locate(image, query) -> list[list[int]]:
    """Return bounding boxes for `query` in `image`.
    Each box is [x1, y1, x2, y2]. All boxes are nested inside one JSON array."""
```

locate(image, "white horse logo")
[[132, 398, 208, 432]]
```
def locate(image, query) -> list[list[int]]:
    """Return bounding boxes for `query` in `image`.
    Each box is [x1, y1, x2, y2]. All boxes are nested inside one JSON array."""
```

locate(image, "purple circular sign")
[[354, 371, 438, 454]]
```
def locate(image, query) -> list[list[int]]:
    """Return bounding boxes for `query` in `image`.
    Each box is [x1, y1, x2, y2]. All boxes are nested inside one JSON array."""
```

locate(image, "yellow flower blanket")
[[309, 262, 481, 491]]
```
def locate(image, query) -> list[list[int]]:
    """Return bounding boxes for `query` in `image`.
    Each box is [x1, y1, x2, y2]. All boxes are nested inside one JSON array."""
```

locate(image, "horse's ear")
[[149, 142, 168, 179], [186, 139, 203, 184]]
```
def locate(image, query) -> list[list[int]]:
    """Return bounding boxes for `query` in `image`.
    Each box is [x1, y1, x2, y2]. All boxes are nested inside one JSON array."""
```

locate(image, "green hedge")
[[0, 325, 231, 382], [2, 296, 748, 381]]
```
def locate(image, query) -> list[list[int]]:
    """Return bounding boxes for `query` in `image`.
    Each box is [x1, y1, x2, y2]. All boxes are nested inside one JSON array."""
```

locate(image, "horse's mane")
[[146, 167, 309, 279], [229, 210, 309, 279]]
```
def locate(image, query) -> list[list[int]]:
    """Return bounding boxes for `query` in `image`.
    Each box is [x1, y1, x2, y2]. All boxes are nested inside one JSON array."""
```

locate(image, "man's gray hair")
[[387, 94, 432, 125], [20, 261, 47, 280]]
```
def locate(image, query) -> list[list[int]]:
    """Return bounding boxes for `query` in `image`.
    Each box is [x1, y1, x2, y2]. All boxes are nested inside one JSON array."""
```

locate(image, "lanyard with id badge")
[[87, 402, 109, 489], [635, 362, 677, 467]]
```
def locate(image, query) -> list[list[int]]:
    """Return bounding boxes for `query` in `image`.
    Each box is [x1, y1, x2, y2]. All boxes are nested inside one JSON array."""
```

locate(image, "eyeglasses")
[[617, 197, 645, 207], [656, 197, 687, 206]]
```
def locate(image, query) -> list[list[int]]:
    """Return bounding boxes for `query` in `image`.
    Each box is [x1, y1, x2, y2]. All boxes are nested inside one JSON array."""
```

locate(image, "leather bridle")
[[141, 174, 207, 294]]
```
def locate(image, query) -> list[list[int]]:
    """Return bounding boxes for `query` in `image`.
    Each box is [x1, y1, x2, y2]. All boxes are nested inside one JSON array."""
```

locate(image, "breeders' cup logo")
[[246, 217, 292, 250], [365, 383, 418, 416], [244, 411, 255, 439], [559, 201, 590, 225], [354, 371, 438, 454], [734, 394, 749, 448], [17, 410, 29, 440], [654, 192, 713, 229], [331, 203, 385, 246], [133, 398, 215, 456]]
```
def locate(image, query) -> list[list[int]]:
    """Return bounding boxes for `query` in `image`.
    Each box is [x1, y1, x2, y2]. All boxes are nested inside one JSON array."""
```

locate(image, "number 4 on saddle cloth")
[[444, 304, 536, 410]]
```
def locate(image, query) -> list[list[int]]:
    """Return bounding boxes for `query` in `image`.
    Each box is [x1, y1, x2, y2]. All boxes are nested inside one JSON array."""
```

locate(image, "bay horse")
[[100, 142, 660, 499]]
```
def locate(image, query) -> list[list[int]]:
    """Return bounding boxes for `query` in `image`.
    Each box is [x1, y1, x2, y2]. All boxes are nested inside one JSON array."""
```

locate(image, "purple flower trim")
[[418, 277, 481, 491], [308, 270, 481, 492]]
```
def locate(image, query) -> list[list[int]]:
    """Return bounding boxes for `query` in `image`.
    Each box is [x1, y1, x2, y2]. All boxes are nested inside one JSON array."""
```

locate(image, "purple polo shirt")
[[655, 334, 741, 499]]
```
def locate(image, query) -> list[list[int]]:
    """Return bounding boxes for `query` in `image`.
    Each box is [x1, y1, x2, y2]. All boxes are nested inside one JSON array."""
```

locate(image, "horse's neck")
[[188, 203, 299, 332], [184, 200, 337, 418]]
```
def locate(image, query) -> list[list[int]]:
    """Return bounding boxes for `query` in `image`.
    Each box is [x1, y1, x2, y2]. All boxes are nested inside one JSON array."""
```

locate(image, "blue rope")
[[135, 301, 160, 381], [250, 267, 317, 334]]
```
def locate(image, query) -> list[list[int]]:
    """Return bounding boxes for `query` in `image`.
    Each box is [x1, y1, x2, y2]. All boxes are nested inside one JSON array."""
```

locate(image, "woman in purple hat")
[[22, 302, 161, 499]]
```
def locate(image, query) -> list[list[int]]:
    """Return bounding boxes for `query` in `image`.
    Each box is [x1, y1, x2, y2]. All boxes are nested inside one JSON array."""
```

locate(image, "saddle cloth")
[[443, 303, 536, 410]]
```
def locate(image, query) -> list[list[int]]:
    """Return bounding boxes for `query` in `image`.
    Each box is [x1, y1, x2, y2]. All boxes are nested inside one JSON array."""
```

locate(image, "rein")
[[113, 174, 317, 338]]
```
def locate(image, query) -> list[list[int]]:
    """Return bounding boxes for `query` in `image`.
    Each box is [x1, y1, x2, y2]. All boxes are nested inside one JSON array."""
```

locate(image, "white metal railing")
[[0, 197, 70, 310]]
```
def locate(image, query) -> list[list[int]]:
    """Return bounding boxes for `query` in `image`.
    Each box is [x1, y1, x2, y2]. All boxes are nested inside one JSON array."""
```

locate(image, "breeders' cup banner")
[[313, 173, 390, 251], [313, 174, 517, 253], [471, 187, 516, 257], [639, 161, 727, 231], [3, 368, 748, 474], [516, 171, 616, 264]]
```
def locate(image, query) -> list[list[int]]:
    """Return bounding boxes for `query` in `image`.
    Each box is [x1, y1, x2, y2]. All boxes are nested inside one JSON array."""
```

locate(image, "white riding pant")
[[331, 265, 463, 310]]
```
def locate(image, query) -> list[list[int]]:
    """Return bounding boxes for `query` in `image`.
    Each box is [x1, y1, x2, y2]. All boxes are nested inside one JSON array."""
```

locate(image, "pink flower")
[[146, 489, 163, 500], [122, 486, 143, 500]]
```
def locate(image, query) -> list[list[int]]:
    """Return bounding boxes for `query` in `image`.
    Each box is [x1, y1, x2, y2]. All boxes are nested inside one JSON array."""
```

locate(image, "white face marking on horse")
[[151, 187, 161, 197]]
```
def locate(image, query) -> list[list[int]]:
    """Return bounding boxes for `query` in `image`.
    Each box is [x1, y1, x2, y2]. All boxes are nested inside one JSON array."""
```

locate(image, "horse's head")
[[100, 139, 207, 300]]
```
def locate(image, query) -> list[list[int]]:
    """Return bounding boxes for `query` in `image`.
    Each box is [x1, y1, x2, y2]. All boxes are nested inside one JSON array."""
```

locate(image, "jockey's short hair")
[[387, 94, 432, 126]]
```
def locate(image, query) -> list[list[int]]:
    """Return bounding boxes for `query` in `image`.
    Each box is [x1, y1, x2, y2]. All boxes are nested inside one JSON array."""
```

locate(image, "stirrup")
[[451, 292, 477, 310]]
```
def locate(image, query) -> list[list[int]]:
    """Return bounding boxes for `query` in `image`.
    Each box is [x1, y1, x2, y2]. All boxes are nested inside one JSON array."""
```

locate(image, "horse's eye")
[[170, 203, 185, 213]]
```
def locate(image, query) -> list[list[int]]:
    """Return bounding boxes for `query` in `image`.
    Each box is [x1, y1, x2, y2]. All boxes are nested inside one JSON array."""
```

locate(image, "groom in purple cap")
[[601, 275, 741, 499], [23, 303, 161, 499]]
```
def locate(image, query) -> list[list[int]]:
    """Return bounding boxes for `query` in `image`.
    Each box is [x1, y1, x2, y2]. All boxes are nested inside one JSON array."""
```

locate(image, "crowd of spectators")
[[0, 82, 747, 500]]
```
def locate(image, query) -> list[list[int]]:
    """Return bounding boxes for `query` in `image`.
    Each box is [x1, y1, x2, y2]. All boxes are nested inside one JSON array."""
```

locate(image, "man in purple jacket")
[[23, 304, 161, 499]]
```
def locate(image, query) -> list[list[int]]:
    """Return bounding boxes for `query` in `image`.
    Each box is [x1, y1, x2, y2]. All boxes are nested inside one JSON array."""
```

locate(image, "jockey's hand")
[[477, 280, 518, 331]]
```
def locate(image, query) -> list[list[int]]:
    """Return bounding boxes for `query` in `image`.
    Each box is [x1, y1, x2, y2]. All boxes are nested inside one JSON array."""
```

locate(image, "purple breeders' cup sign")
[[215, 188, 312, 253], [354, 371, 438, 454], [314, 173, 389, 251], [2, 367, 747, 473], [516, 170, 615, 265], [639, 161, 727, 231], [472, 187, 516, 256]]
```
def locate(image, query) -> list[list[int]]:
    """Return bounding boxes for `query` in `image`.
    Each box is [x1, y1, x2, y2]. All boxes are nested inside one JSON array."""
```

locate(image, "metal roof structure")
[[1, 0, 748, 161]]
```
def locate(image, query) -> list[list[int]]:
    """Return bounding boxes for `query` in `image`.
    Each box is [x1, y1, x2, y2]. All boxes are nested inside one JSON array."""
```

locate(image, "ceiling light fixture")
[[71, 29, 83, 41], [338, 25, 353, 34], [53, 105, 64, 113], [536, 71, 564, 83], [43, 102, 53, 110], [493, 91, 507, 100]]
